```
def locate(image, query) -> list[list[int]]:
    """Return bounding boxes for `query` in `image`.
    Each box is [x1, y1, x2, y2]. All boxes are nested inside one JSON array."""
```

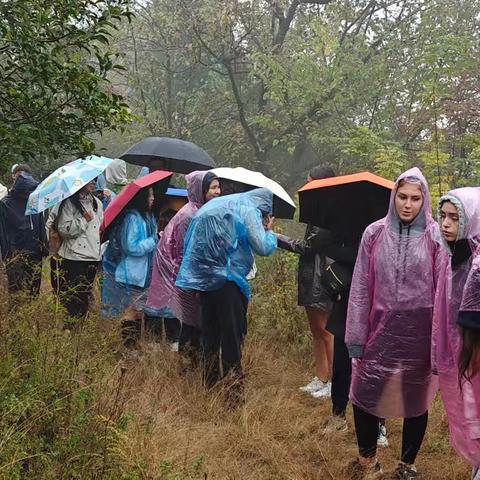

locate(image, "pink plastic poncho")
[[145, 171, 208, 326], [431, 187, 480, 467], [345, 167, 439, 418]]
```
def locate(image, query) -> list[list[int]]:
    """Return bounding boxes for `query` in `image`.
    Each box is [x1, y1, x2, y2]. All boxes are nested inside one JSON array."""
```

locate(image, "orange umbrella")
[[298, 172, 395, 241]]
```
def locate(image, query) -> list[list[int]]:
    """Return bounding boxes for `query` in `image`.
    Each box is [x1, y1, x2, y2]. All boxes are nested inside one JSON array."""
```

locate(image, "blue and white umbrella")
[[26, 155, 113, 215]]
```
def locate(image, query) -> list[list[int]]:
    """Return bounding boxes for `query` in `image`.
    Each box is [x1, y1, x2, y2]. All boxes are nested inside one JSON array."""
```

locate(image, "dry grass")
[[110, 333, 470, 480]]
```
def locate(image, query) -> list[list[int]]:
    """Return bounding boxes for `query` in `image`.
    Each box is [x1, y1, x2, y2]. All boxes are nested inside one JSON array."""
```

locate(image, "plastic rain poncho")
[[175, 188, 277, 300], [345, 167, 440, 418], [101, 209, 157, 316], [432, 187, 480, 467], [145, 171, 208, 326]]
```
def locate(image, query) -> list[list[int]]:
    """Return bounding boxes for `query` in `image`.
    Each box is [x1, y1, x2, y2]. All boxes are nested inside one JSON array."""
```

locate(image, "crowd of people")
[[1, 161, 480, 479]]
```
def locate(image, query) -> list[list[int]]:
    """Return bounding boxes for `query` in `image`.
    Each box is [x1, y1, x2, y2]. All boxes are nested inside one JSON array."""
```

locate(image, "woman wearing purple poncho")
[[432, 187, 480, 479], [145, 171, 220, 357], [345, 168, 440, 479]]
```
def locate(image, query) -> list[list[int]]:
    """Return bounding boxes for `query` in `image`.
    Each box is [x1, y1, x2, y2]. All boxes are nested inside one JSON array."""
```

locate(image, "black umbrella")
[[121, 137, 215, 174], [298, 172, 394, 242]]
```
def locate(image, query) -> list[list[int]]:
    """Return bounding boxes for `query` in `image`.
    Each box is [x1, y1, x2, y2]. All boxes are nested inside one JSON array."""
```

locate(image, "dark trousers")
[[5, 253, 42, 296], [179, 323, 202, 366], [200, 281, 247, 389], [57, 258, 99, 318], [332, 336, 352, 417], [144, 315, 181, 343], [353, 404, 428, 464]]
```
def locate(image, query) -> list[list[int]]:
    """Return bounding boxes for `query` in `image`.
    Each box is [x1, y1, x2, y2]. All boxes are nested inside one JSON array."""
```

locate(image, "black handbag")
[[320, 261, 353, 299]]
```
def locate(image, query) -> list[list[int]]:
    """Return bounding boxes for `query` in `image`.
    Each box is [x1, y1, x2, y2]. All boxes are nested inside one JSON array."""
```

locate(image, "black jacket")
[[277, 225, 333, 308], [0, 174, 46, 259]]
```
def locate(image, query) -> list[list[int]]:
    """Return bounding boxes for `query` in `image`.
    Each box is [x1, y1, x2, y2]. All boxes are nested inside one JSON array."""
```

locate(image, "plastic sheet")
[[176, 188, 277, 300], [345, 167, 439, 418], [145, 171, 208, 326], [432, 187, 480, 466]]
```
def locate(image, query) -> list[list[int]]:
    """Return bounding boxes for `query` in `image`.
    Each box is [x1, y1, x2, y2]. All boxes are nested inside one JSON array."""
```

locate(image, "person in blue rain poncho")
[[176, 187, 277, 398], [93, 173, 116, 210], [101, 187, 157, 342]]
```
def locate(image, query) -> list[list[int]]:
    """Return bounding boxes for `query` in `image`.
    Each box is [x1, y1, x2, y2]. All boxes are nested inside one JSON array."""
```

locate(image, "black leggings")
[[353, 404, 428, 464]]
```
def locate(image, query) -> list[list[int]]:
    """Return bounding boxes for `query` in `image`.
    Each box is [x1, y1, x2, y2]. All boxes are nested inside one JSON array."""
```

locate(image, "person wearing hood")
[[431, 187, 480, 479], [176, 188, 277, 398], [145, 171, 220, 356], [345, 168, 440, 479], [93, 173, 116, 210], [0, 171, 47, 295]]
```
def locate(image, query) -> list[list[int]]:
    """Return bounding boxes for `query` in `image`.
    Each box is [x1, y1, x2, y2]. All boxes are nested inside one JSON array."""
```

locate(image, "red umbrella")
[[101, 170, 172, 241]]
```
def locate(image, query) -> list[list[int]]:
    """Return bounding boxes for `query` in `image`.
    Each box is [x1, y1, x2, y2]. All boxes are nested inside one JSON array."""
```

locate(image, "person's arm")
[[244, 209, 277, 256], [56, 200, 90, 239], [277, 226, 333, 255], [120, 213, 157, 257], [345, 226, 376, 358]]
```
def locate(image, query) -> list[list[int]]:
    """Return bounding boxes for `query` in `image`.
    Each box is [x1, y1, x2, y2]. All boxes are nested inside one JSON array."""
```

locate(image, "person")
[[431, 187, 480, 479], [11, 163, 32, 184], [145, 171, 220, 358], [277, 166, 336, 399], [93, 173, 115, 210], [101, 187, 157, 343], [49, 179, 103, 322], [345, 168, 440, 479], [0, 171, 47, 296], [175, 188, 277, 399]]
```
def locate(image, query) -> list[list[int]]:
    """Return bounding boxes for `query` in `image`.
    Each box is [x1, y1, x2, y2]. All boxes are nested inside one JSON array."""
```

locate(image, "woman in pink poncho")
[[432, 187, 480, 479], [145, 171, 220, 357], [345, 168, 440, 479]]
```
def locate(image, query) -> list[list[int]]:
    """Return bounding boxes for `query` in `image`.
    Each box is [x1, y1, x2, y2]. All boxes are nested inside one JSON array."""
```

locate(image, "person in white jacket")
[[47, 179, 103, 323]]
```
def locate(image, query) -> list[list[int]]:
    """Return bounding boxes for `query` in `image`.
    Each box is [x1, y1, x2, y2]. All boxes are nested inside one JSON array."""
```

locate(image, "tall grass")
[[0, 255, 472, 479]]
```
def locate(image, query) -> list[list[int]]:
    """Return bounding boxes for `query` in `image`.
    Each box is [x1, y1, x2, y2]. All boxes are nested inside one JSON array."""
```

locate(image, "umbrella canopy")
[[101, 170, 172, 241], [26, 155, 113, 215], [298, 172, 394, 241], [121, 137, 215, 174], [210, 166, 296, 219]]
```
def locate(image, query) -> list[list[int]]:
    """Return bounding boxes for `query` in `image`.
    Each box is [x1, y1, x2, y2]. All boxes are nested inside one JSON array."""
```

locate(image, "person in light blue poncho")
[[176, 187, 277, 397], [101, 187, 157, 326]]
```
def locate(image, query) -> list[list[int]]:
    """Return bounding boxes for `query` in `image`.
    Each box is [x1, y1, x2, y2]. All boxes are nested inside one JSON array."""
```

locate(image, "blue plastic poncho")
[[175, 188, 277, 299], [101, 209, 157, 316]]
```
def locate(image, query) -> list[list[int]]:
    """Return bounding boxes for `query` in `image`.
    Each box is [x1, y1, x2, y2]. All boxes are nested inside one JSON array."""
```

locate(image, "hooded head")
[[94, 173, 107, 192], [186, 171, 218, 206], [10, 172, 39, 199], [438, 187, 480, 249], [243, 187, 274, 215], [388, 167, 433, 234]]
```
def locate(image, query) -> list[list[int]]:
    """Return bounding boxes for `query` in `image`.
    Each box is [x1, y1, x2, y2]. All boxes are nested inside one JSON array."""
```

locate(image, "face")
[[147, 188, 154, 210], [205, 179, 221, 202], [440, 201, 460, 242], [394, 182, 423, 224], [82, 179, 97, 194]]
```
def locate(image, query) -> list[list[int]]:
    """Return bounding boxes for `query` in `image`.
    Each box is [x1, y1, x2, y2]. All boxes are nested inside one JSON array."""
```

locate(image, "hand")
[[83, 211, 93, 222], [103, 189, 111, 198], [264, 215, 274, 230]]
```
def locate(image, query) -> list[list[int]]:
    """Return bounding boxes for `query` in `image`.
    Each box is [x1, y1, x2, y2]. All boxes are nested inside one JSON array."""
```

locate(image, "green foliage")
[[0, 0, 133, 172]]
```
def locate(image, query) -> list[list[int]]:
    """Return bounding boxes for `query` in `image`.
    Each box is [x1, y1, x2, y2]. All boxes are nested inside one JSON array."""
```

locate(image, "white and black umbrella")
[[211, 166, 296, 219]]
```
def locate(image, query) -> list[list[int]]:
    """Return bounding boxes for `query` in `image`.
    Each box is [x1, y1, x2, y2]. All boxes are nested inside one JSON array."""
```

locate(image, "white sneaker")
[[299, 376, 323, 393], [377, 423, 389, 448], [170, 341, 179, 352], [311, 381, 331, 399]]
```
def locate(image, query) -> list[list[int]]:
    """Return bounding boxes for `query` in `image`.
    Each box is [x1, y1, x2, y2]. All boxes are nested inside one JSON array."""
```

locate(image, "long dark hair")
[[129, 187, 153, 217], [459, 326, 480, 384]]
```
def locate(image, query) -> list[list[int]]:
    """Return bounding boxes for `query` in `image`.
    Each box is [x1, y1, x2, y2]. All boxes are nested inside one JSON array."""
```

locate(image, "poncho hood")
[[186, 170, 209, 206], [438, 187, 480, 248], [243, 187, 274, 215], [387, 167, 433, 235]]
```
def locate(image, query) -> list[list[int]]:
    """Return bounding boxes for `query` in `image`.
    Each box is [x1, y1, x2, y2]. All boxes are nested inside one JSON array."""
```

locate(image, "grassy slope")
[[0, 253, 472, 479]]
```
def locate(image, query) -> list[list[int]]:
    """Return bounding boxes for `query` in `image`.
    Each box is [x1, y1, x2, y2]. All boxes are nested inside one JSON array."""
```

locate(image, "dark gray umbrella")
[[120, 137, 215, 174]]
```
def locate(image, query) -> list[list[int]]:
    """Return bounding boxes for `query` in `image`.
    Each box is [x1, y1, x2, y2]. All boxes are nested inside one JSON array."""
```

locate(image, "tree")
[[0, 0, 133, 172]]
